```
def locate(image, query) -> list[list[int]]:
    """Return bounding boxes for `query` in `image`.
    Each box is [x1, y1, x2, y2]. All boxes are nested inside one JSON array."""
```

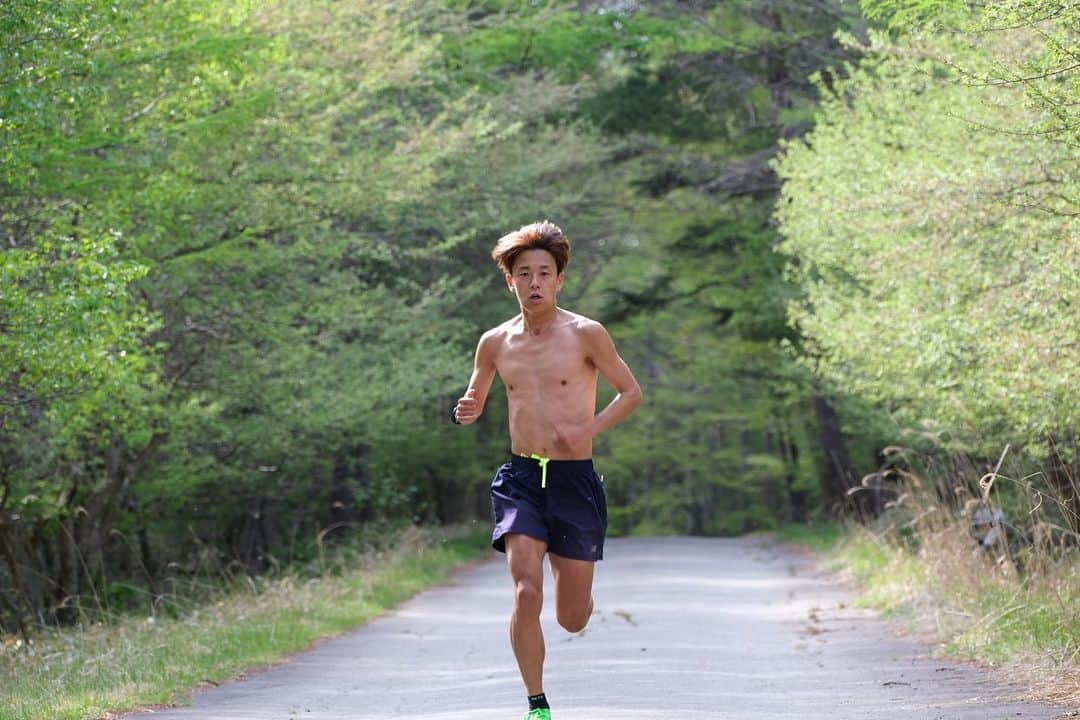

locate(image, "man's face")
[[506, 249, 564, 310]]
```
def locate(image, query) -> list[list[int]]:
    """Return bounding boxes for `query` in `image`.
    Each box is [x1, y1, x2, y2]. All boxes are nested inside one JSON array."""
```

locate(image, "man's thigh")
[[548, 552, 595, 613], [506, 532, 548, 586]]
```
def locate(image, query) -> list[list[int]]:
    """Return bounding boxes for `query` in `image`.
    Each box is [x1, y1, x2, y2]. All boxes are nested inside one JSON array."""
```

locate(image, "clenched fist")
[[454, 388, 480, 425]]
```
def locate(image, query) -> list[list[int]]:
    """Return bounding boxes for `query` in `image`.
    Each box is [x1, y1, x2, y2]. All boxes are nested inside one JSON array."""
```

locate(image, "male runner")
[[452, 220, 643, 720]]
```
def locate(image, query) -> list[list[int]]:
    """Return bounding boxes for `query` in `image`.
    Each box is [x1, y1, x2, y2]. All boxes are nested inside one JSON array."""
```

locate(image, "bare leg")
[[549, 552, 596, 633], [506, 533, 548, 695]]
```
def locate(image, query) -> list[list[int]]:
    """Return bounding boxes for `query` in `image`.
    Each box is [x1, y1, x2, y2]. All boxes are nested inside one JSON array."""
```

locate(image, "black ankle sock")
[[528, 693, 550, 710]]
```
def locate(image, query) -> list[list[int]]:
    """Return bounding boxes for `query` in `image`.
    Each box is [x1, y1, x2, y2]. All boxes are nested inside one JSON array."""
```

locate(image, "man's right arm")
[[453, 331, 498, 425]]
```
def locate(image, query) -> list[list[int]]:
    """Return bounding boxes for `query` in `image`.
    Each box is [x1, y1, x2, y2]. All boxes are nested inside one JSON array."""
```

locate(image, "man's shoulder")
[[478, 316, 520, 345], [489, 315, 522, 335], [559, 309, 607, 337]]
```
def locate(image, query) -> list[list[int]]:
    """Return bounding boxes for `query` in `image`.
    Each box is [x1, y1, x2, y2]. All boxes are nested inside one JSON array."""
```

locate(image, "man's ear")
[[556, 272, 565, 291], [506, 272, 514, 291]]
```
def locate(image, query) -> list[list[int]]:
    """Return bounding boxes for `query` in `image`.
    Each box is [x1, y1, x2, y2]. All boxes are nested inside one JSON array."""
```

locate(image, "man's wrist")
[[587, 416, 602, 439]]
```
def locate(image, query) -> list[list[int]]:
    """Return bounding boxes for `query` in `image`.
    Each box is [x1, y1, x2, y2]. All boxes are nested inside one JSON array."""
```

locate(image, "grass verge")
[[0, 524, 492, 720], [779, 521, 1080, 707], [774, 521, 845, 554]]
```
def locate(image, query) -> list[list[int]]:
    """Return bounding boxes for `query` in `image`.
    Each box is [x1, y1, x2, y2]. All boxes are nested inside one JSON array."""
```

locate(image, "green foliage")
[[585, 193, 824, 535], [860, 1, 1079, 145], [0, 234, 153, 423], [774, 20, 1079, 456], [859, 0, 971, 30], [441, 4, 741, 85], [0, 0, 506, 630], [973, 1, 1080, 146]]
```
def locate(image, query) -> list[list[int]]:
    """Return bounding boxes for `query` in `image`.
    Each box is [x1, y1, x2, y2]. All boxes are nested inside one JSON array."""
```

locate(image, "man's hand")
[[455, 388, 480, 425]]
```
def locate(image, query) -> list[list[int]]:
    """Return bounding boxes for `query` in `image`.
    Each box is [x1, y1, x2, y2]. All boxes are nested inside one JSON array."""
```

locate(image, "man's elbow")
[[626, 382, 643, 410]]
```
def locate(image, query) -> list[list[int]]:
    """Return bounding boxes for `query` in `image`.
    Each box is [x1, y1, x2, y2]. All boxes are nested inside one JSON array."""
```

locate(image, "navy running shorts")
[[490, 455, 608, 562]]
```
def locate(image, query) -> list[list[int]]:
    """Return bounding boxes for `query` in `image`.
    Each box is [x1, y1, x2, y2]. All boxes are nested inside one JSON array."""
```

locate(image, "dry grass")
[[830, 445, 1080, 707]]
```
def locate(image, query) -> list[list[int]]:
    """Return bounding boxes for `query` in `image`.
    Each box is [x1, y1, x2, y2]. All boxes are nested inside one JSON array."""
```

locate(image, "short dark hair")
[[491, 220, 570, 275]]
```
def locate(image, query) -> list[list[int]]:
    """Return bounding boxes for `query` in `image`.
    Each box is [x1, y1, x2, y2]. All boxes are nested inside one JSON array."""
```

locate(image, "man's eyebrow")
[[516, 263, 553, 270]]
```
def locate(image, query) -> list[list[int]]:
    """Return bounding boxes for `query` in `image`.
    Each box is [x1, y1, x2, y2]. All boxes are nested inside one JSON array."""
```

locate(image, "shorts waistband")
[[511, 454, 593, 489], [510, 454, 594, 471]]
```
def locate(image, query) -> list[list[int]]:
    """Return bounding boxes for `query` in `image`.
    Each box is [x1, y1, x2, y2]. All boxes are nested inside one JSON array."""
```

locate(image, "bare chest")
[[496, 333, 595, 395]]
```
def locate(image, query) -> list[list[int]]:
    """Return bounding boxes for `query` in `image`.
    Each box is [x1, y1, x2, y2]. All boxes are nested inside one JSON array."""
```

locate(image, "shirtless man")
[[452, 220, 643, 720]]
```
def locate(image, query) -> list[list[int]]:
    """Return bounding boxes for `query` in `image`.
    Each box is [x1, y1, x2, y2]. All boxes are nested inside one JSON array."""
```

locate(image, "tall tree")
[[774, 1, 1079, 529]]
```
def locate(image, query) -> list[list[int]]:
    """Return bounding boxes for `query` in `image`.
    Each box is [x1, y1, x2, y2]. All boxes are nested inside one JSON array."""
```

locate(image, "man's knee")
[[557, 606, 591, 633], [514, 579, 543, 616]]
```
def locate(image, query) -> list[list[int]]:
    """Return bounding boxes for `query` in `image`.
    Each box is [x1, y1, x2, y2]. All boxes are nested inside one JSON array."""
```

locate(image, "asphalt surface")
[[133, 536, 1069, 720]]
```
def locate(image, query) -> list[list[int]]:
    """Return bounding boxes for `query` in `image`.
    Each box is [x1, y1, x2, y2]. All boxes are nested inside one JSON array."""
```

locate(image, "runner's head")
[[491, 221, 570, 277], [492, 221, 569, 310]]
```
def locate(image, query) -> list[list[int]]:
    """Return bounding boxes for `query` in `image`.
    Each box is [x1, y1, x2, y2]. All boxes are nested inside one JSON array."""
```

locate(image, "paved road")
[[134, 537, 1068, 720]]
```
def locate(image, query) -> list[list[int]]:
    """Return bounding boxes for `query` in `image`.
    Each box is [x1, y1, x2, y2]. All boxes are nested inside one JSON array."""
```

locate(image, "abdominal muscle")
[[506, 379, 597, 460]]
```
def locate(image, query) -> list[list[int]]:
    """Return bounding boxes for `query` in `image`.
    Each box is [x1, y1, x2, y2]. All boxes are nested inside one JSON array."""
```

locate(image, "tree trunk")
[[776, 422, 808, 523], [813, 395, 878, 520], [56, 516, 80, 624], [0, 532, 32, 640]]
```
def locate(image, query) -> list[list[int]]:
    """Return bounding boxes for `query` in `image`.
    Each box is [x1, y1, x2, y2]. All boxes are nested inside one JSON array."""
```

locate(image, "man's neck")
[[521, 306, 558, 335]]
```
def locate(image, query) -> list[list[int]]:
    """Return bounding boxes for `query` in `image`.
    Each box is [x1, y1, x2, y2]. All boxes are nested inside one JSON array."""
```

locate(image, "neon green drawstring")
[[528, 454, 551, 488]]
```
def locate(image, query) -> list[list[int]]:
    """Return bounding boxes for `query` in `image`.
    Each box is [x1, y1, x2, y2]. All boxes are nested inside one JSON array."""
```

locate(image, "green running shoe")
[[524, 709, 551, 720]]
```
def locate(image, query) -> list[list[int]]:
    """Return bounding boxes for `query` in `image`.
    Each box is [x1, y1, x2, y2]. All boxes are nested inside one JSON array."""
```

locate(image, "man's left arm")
[[583, 321, 643, 438]]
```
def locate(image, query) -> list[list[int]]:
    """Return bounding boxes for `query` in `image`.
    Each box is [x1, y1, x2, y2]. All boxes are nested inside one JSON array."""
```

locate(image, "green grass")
[[829, 533, 929, 613], [0, 525, 492, 720], [774, 520, 845, 553], [944, 577, 1080, 667]]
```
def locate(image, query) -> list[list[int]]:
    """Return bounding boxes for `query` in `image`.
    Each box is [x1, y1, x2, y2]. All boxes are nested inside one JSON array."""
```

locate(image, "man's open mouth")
[[529, 293, 542, 299]]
